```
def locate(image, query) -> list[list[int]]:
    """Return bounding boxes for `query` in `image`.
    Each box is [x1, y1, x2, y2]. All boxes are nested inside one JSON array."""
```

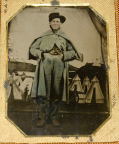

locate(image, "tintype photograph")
[[7, 6, 110, 136]]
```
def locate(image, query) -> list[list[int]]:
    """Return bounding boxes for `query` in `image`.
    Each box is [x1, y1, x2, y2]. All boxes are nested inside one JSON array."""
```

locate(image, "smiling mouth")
[[53, 26, 59, 29]]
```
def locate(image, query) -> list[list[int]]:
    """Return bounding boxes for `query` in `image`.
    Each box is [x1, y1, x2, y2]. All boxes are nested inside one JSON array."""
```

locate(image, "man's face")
[[50, 18, 61, 30]]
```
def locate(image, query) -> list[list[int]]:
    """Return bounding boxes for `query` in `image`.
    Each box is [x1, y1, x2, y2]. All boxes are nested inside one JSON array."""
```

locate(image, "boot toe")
[[52, 120, 60, 127], [37, 119, 45, 127]]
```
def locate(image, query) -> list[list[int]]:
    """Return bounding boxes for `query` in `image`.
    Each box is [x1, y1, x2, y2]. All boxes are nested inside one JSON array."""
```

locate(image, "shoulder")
[[34, 30, 52, 40], [39, 30, 52, 37], [58, 29, 71, 42], [30, 30, 52, 46]]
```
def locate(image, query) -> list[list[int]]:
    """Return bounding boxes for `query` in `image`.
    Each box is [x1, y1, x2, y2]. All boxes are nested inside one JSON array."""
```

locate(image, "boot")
[[37, 119, 45, 127], [52, 120, 60, 127]]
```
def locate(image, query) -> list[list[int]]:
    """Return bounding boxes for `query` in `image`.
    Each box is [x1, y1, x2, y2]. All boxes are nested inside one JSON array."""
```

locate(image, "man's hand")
[[75, 53, 83, 62], [43, 53, 52, 58], [58, 53, 63, 60], [42, 52, 63, 60]]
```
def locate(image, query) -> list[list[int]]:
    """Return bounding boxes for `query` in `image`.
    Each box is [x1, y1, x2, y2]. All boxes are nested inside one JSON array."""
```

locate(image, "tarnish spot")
[[61, 135, 69, 138], [87, 136, 93, 142], [4, 81, 8, 89], [75, 136, 78, 139], [112, 94, 117, 107], [89, 136, 93, 142], [51, 0, 60, 5], [107, 65, 110, 69]]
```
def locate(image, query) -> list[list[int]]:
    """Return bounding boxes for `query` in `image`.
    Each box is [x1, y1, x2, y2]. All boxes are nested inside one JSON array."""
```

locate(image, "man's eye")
[[52, 21, 59, 23]]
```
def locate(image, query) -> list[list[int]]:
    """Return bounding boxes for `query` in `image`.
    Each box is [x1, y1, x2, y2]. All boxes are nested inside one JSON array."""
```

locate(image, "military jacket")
[[30, 29, 78, 62], [29, 29, 83, 104]]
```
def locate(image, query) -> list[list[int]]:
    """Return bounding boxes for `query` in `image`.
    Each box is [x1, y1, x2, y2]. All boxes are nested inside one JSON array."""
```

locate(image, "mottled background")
[[8, 6, 103, 68]]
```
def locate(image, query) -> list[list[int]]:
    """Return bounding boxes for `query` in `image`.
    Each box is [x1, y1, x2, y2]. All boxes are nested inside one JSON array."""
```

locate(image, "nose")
[[54, 21, 58, 24]]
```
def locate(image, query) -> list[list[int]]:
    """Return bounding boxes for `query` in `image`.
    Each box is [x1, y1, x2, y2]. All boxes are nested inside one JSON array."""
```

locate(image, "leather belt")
[[44, 53, 60, 58], [49, 47, 63, 55]]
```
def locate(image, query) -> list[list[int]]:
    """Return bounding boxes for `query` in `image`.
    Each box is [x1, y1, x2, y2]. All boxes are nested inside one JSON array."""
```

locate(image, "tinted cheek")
[[58, 24, 61, 27]]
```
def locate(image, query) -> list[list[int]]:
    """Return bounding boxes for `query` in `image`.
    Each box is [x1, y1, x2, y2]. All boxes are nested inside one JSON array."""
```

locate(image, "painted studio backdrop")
[[7, 6, 109, 136]]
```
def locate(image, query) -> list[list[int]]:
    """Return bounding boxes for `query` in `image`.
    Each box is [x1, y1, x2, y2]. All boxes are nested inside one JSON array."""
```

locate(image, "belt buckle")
[[54, 52, 58, 55]]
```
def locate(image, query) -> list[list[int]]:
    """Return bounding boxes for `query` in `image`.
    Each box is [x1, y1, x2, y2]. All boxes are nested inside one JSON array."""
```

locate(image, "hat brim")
[[49, 15, 66, 23]]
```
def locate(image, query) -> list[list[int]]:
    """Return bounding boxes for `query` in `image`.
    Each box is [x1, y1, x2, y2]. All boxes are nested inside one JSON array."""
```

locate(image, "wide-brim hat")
[[49, 12, 66, 23]]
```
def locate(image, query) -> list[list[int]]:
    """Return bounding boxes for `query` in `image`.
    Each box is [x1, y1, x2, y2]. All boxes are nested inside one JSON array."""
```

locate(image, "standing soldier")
[[29, 12, 83, 127]]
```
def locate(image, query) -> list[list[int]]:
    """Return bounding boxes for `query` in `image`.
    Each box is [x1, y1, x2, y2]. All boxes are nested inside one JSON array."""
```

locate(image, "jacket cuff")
[[30, 48, 43, 59], [41, 51, 44, 59], [37, 51, 42, 58], [63, 51, 76, 61], [75, 53, 83, 62]]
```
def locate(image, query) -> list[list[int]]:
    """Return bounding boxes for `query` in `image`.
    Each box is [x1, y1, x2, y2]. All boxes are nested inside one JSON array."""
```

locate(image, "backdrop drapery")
[[88, 8, 108, 69], [8, 6, 103, 68]]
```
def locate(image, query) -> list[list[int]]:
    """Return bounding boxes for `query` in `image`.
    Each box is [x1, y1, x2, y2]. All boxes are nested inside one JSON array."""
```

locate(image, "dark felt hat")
[[49, 12, 66, 23]]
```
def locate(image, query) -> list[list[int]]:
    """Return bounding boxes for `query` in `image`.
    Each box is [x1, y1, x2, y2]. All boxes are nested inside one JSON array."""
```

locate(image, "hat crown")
[[49, 12, 59, 18], [49, 12, 66, 23]]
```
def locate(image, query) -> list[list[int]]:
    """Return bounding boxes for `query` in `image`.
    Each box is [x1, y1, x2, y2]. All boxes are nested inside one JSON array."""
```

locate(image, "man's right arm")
[[30, 38, 43, 59]]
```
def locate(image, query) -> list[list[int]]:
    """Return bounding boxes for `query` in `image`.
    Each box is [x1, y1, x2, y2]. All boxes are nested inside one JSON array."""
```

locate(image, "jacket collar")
[[39, 29, 70, 40]]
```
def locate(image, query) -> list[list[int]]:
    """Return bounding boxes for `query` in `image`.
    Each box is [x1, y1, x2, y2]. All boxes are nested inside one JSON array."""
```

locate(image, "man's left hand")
[[76, 53, 83, 62], [58, 54, 63, 60]]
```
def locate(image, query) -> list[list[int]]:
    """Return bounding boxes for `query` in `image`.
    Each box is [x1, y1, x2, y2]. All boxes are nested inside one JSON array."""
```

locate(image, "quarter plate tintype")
[[0, 0, 119, 143]]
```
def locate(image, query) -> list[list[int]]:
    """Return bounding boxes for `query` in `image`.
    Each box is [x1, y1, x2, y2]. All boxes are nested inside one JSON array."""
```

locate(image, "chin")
[[53, 28, 59, 30]]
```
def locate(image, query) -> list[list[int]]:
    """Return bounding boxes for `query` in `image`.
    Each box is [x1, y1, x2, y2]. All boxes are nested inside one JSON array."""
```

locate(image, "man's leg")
[[37, 58, 53, 127], [50, 99, 60, 120], [38, 96, 48, 120], [37, 96, 47, 127], [50, 58, 64, 125]]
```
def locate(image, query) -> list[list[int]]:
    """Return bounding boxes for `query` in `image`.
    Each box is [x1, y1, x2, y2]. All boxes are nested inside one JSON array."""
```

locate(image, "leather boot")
[[52, 120, 60, 127], [37, 119, 45, 127]]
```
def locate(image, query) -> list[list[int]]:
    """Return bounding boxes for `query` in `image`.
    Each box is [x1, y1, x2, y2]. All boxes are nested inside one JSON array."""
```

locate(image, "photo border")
[[6, 4, 111, 138], [0, 0, 118, 143]]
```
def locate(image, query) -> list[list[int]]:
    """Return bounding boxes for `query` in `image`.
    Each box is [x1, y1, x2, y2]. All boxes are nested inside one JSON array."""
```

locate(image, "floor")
[[7, 100, 110, 136], [8, 111, 109, 136]]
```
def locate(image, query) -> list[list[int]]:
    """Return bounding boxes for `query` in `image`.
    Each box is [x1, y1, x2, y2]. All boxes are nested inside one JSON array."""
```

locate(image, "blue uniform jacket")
[[29, 29, 83, 104]]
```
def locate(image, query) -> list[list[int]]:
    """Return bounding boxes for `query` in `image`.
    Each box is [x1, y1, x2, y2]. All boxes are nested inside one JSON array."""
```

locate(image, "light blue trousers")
[[39, 55, 64, 120]]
